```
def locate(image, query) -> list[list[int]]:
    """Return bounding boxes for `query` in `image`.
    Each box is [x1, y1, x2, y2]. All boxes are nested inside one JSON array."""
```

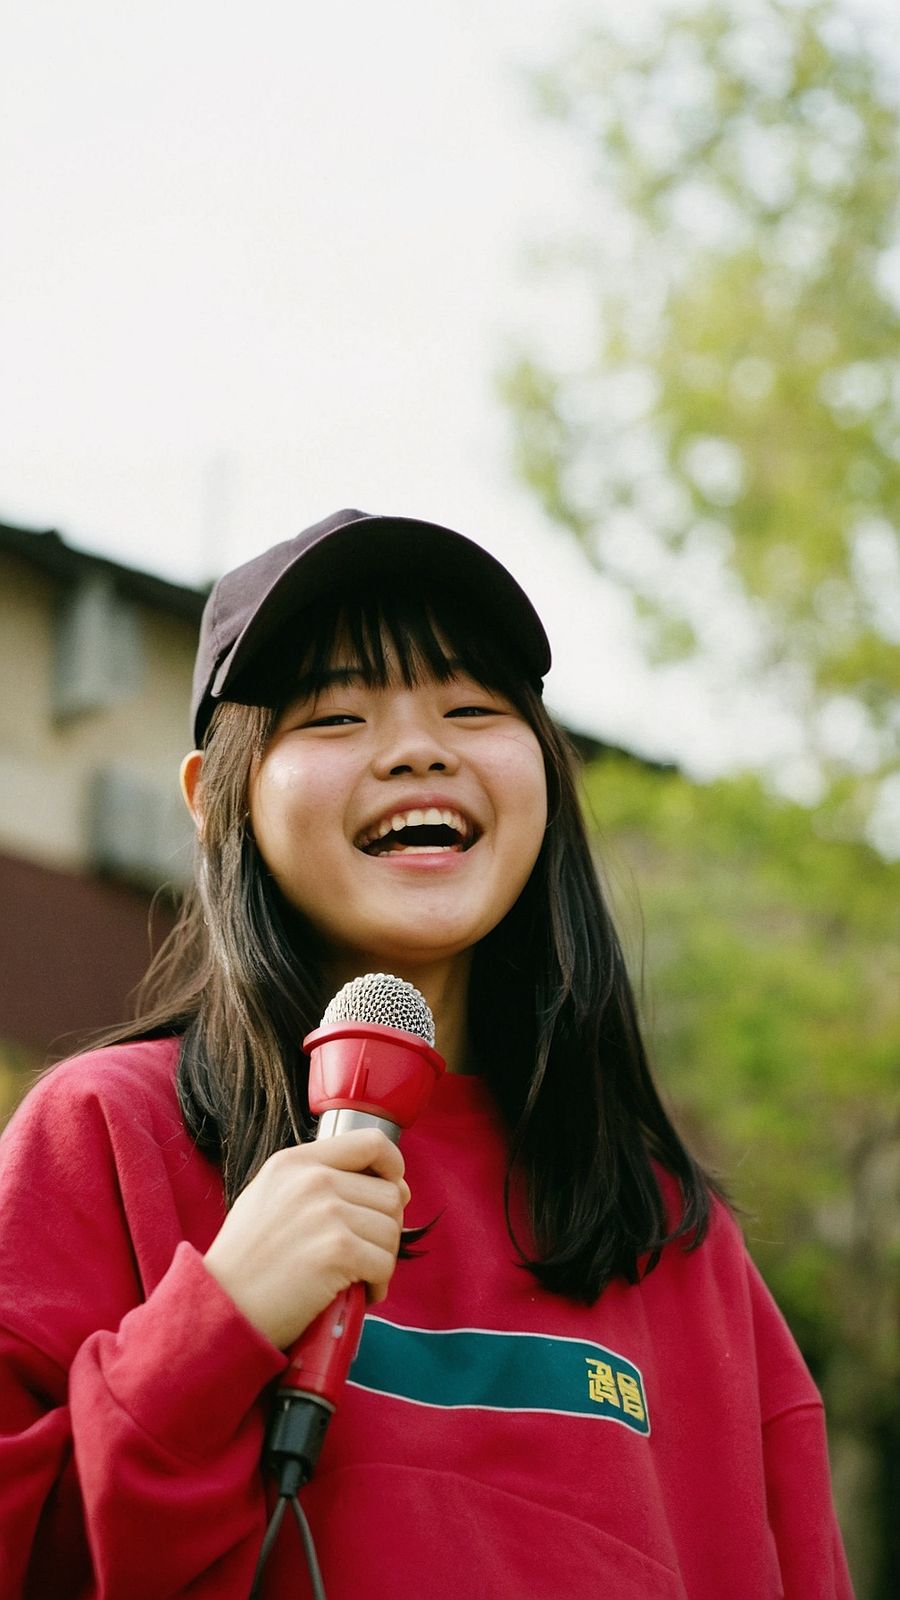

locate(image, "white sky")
[[1, 0, 871, 779]]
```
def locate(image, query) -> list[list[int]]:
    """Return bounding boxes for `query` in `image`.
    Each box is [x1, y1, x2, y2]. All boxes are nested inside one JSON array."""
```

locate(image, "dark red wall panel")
[[0, 853, 176, 1057]]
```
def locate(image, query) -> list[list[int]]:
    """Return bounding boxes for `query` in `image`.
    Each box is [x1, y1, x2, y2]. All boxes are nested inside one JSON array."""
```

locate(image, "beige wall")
[[0, 552, 197, 874]]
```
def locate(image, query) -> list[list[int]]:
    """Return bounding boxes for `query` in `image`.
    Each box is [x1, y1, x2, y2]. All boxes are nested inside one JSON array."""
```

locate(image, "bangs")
[[261, 581, 536, 715]]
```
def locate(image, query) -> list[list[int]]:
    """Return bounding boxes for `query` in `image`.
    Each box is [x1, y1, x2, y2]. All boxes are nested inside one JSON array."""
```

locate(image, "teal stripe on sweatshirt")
[[349, 1318, 650, 1435]]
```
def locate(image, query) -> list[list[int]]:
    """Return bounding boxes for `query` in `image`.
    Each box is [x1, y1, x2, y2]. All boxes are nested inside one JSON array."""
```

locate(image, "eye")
[[445, 704, 503, 719], [303, 713, 365, 728]]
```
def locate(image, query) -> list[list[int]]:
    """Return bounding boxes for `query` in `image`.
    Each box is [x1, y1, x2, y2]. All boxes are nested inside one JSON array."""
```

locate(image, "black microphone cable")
[[248, 1448, 327, 1600]]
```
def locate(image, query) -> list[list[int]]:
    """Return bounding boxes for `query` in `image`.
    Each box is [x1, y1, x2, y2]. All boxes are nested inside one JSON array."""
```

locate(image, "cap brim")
[[210, 513, 550, 705]]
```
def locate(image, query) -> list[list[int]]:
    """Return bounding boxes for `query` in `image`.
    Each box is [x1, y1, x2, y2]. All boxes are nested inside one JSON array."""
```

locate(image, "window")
[[53, 576, 142, 721]]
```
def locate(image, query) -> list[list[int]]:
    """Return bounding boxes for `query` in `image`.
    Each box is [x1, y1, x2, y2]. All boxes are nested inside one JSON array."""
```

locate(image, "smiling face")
[[245, 593, 548, 984]]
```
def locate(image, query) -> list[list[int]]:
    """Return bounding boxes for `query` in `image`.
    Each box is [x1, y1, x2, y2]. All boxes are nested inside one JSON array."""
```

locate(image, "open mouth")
[[356, 807, 478, 856]]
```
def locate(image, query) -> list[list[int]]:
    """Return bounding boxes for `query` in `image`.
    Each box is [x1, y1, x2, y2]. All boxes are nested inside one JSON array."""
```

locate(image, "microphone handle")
[[279, 1280, 367, 1407], [279, 1107, 401, 1407], [267, 1018, 442, 1489]]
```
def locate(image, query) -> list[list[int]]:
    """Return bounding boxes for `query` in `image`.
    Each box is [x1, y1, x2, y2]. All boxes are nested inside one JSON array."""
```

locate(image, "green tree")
[[582, 751, 899, 1596], [501, 2, 900, 1588], [503, 0, 900, 843]]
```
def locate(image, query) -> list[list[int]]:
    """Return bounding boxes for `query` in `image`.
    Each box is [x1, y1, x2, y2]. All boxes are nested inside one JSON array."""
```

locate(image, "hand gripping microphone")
[[266, 973, 445, 1495]]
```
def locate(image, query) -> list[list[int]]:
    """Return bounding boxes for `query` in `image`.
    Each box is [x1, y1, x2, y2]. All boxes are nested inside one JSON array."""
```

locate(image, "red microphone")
[[266, 974, 445, 1493]]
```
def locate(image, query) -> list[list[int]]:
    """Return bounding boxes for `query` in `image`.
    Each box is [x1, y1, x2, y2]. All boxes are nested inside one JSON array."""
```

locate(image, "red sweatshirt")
[[0, 1039, 853, 1599]]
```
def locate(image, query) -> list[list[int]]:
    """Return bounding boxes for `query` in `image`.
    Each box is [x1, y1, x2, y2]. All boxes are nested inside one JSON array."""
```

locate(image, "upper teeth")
[[359, 807, 468, 848]]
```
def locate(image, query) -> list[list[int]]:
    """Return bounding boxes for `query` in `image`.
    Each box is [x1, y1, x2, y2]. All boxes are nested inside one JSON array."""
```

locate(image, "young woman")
[[0, 509, 852, 1598]]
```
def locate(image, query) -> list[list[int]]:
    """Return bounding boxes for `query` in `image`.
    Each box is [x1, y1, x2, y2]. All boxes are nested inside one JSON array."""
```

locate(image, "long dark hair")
[[121, 579, 719, 1301]]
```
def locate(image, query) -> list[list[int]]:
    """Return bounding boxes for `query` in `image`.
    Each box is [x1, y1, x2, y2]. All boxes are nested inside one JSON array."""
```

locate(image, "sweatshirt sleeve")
[[762, 1403, 855, 1600], [746, 1257, 855, 1599], [0, 1054, 288, 1599]]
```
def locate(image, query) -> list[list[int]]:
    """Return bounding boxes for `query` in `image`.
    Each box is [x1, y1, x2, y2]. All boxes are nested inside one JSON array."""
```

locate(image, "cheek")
[[499, 734, 549, 867], [248, 750, 337, 864]]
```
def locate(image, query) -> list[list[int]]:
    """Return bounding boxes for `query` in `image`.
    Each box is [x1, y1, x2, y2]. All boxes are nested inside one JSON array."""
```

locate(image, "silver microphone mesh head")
[[320, 972, 435, 1047]]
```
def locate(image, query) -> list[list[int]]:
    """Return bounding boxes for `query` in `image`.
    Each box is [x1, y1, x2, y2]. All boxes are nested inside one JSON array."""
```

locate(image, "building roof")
[[0, 520, 208, 623]]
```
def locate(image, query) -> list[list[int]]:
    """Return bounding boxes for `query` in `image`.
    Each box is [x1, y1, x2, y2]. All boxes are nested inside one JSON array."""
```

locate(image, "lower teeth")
[[388, 844, 457, 854]]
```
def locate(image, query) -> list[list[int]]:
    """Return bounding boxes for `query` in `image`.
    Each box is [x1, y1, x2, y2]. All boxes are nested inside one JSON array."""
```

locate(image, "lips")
[[355, 805, 478, 856]]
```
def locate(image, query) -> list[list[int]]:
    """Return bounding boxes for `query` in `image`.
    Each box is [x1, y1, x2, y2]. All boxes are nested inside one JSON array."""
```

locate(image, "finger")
[[338, 1200, 405, 1257], [299, 1215, 401, 1302], [292, 1129, 406, 1182], [349, 1239, 402, 1299], [322, 1169, 410, 1217]]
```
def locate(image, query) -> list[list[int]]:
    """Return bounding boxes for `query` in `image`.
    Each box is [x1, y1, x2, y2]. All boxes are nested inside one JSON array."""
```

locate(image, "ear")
[[180, 751, 205, 831]]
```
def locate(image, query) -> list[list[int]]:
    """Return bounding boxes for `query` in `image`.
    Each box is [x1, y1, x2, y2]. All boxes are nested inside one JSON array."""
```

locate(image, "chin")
[[351, 928, 479, 971]]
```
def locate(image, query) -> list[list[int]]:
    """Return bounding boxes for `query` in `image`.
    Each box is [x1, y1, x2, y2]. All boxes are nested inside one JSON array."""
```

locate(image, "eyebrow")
[[290, 658, 470, 702], [296, 666, 367, 695]]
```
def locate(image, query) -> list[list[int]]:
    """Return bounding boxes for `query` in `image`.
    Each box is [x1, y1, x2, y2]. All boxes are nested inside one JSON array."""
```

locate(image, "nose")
[[371, 704, 460, 780]]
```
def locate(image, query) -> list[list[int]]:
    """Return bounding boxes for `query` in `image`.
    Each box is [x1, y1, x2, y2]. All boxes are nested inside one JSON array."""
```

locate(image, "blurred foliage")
[[582, 750, 899, 1593], [0, 1041, 42, 1126], [505, 13, 900, 1566], [503, 0, 900, 832]]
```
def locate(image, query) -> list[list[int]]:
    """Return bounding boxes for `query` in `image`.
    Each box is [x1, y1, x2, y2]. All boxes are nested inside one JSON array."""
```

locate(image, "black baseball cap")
[[190, 508, 552, 745]]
